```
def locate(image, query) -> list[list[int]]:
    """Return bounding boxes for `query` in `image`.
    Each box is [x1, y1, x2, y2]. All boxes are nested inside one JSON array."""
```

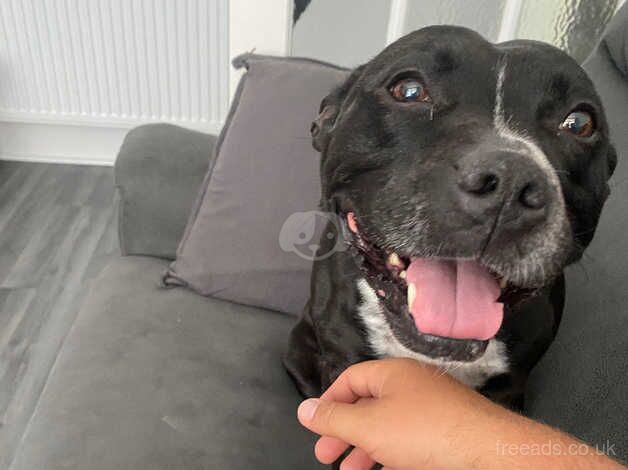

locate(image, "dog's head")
[[312, 26, 616, 361]]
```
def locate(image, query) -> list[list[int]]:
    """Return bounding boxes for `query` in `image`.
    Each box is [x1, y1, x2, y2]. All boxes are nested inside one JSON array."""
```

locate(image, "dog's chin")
[[343, 212, 553, 362]]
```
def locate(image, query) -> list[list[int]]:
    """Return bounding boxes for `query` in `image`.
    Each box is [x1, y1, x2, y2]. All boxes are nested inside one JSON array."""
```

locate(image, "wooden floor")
[[0, 161, 119, 469]]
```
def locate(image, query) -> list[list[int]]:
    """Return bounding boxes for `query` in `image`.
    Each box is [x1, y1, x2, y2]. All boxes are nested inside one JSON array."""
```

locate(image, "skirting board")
[[0, 120, 222, 166], [0, 152, 114, 167]]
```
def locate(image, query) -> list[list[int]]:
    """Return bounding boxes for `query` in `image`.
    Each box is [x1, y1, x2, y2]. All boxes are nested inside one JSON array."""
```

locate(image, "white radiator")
[[0, 0, 230, 129], [0, 0, 233, 165]]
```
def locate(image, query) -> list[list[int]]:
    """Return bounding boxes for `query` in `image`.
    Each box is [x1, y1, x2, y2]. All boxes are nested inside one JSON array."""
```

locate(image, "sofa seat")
[[10, 256, 320, 470]]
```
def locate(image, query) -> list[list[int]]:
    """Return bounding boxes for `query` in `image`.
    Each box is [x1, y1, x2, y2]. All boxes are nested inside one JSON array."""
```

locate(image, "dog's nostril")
[[519, 182, 546, 209], [478, 174, 499, 194], [459, 172, 499, 196]]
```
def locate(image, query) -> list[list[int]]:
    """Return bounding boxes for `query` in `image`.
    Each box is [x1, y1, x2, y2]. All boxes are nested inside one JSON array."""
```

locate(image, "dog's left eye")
[[389, 78, 430, 103], [559, 111, 595, 138]]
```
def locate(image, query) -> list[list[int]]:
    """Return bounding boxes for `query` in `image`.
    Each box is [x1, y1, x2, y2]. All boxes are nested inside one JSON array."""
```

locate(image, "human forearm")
[[297, 359, 626, 470], [461, 406, 625, 470]]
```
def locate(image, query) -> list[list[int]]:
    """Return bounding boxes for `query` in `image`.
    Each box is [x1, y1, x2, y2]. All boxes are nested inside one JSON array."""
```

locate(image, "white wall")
[[292, 0, 390, 67], [229, 0, 293, 97]]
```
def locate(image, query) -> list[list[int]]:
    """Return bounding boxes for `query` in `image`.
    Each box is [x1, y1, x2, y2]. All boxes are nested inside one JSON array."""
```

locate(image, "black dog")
[[285, 26, 616, 409]]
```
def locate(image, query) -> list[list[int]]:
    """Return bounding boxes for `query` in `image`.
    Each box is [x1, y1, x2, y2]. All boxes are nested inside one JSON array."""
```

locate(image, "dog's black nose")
[[456, 151, 549, 231]]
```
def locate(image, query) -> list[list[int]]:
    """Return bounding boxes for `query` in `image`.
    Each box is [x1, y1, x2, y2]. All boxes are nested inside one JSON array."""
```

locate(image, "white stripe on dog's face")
[[493, 61, 565, 210], [486, 61, 571, 286]]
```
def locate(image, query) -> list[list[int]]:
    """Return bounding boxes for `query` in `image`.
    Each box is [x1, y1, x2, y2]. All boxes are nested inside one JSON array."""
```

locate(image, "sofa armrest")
[[115, 123, 217, 260]]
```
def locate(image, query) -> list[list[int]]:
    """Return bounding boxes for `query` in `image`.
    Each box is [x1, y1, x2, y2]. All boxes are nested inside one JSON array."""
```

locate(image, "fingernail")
[[298, 398, 320, 421]]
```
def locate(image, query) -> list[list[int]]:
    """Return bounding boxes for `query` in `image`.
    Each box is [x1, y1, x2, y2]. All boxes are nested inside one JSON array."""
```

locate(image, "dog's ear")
[[310, 100, 338, 152], [311, 65, 365, 152]]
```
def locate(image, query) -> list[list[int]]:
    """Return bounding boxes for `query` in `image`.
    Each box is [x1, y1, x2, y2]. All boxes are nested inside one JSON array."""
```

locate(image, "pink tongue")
[[406, 259, 503, 340]]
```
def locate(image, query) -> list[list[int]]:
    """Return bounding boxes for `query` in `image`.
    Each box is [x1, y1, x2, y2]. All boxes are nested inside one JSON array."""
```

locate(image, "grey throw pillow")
[[165, 54, 349, 315]]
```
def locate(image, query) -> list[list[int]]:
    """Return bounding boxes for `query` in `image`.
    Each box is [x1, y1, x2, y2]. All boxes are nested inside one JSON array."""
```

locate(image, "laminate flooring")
[[0, 161, 119, 469]]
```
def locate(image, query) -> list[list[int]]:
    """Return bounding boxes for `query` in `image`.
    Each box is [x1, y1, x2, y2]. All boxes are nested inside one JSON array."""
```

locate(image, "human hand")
[[297, 358, 498, 469], [297, 358, 625, 470]]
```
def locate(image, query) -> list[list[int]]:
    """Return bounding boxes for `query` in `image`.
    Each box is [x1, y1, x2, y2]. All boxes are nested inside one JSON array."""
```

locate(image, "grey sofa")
[[8, 7, 628, 469]]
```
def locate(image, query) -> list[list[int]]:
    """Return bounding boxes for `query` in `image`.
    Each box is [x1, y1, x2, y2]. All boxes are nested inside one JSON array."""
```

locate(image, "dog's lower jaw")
[[356, 278, 509, 389]]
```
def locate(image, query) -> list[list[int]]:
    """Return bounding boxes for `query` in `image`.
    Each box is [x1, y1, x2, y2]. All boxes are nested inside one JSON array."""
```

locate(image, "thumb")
[[297, 398, 370, 445]]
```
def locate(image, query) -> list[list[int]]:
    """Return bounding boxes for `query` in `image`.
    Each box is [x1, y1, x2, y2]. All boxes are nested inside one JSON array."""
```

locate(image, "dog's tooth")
[[388, 252, 403, 268], [399, 270, 407, 279], [499, 278, 508, 289], [407, 283, 416, 310]]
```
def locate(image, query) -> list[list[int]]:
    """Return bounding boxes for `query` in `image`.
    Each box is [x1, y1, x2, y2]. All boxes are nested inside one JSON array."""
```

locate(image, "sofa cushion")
[[165, 54, 349, 315], [9, 256, 321, 470], [115, 124, 217, 260], [524, 4, 628, 463]]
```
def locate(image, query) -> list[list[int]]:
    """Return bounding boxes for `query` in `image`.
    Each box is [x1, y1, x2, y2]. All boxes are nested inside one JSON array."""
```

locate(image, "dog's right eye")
[[559, 110, 595, 138], [389, 78, 430, 103]]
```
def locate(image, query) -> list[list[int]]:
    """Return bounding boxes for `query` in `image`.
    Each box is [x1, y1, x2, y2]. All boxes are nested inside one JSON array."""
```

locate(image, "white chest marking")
[[356, 279, 509, 389]]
